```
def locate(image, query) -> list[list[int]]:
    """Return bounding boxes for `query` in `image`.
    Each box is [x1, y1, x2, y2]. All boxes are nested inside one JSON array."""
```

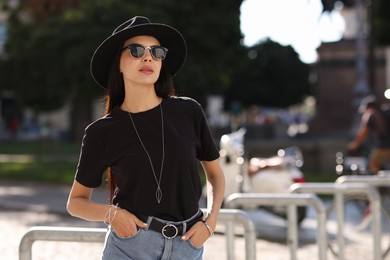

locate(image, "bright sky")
[[240, 0, 346, 64]]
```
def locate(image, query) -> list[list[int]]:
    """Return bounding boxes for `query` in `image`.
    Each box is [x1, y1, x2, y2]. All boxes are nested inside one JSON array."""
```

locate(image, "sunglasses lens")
[[151, 47, 167, 60], [129, 45, 145, 58], [126, 45, 167, 60]]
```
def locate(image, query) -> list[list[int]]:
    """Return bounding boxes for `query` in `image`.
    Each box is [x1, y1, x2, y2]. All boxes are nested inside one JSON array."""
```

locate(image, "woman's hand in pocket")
[[111, 209, 148, 238]]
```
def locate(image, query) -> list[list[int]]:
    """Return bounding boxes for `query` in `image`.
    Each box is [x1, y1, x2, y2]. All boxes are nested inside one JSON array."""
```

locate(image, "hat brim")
[[90, 23, 186, 89]]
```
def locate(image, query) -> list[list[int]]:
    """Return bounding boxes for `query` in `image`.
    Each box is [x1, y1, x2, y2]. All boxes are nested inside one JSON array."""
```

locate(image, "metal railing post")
[[287, 204, 298, 260], [335, 190, 345, 259], [226, 222, 235, 260], [225, 193, 327, 260], [336, 175, 390, 260], [19, 227, 107, 260], [210, 208, 257, 260], [290, 182, 381, 260]]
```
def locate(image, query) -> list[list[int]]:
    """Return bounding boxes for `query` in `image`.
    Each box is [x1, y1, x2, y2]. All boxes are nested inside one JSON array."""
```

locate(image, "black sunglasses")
[[122, 44, 168, 60]]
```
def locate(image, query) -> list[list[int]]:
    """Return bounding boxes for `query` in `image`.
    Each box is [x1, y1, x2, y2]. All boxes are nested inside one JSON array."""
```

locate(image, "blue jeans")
[[102, 213, 204, 259]]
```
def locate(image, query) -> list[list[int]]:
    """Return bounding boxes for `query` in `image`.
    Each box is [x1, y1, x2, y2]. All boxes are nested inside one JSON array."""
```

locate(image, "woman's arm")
[[67, 180, 146, 237], [201, 159, 225, 231], [67, 180, 106, 220], [181, 159, 225, 246]]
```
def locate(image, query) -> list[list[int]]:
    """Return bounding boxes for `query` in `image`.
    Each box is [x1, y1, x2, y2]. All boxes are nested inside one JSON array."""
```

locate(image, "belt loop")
[[182, 222, 187, 235], [145, 216, 153, 231]]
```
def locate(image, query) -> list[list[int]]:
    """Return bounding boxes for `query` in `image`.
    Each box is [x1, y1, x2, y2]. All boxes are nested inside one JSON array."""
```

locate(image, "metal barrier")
[[290, 182, 381, 260], [19, 208, 256, 260], [214, 209, 257, 260], [336, 174, 390, 186], [224, 193, 327, 260], [19, 226, 106, 260]]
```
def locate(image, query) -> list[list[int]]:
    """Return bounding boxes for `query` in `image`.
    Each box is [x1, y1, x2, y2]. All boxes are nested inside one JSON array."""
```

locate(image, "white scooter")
[[210, 127, 307, 223]]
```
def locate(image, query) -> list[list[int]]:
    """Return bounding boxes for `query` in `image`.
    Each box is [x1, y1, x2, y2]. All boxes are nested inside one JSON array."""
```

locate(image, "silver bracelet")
[[103, 204, 120, 226], [202, 220, 214, 237]]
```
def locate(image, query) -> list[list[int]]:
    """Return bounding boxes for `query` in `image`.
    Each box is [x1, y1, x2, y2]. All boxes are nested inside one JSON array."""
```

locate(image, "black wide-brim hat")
[[90, 16, 187, 89]]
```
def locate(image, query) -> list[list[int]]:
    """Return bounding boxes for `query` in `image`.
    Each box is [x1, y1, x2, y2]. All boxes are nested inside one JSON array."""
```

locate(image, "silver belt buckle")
[[162, 223, 178, 239]]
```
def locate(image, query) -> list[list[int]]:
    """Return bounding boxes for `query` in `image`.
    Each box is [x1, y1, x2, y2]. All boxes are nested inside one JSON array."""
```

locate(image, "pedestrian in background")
[[67, 16, 225, 259], [348, 95, 390, 173]]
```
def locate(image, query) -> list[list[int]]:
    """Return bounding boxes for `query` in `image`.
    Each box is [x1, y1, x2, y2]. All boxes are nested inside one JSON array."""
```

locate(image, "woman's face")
[[120, 35, 163, 87]]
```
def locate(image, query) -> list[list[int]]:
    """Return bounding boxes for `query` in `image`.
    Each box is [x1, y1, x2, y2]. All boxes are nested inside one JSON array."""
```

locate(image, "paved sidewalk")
[[0, 180, 107, 215]]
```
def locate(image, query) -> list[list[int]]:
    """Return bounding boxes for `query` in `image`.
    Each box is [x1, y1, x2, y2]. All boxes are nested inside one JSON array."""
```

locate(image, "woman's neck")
[[121, 84, 161, 113]]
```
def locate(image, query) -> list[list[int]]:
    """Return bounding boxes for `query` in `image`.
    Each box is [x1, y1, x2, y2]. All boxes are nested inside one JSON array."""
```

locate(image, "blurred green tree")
[[2, 15, 72, 112], [373, 0, 390, 45], [226, 39, 312, 109], [0, 0, 246, 140]]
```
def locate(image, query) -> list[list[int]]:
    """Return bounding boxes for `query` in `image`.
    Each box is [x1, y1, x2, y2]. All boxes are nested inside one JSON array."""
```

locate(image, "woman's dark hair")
[[104, 47, 176, 202]]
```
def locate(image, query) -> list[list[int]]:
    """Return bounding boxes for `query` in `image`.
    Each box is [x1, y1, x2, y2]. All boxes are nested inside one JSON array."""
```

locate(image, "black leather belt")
[[138, 212, 203, 239]]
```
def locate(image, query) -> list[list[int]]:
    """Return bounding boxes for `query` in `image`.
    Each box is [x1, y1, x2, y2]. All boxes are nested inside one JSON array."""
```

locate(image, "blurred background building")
[[310, 1, 390, 136]]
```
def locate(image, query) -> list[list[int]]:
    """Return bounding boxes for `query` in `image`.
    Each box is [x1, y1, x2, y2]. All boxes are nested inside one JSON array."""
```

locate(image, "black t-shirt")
[[75, 96, 219, 221]]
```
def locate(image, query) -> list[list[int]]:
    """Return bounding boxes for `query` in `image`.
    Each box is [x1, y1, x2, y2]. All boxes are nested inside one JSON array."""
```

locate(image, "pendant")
[[156, 186, 162, 204]]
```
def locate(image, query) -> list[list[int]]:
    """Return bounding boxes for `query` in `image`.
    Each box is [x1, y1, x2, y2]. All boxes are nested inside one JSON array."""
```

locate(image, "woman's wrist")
[[202, 220, 214, 237], [103, 204, 120, 226]]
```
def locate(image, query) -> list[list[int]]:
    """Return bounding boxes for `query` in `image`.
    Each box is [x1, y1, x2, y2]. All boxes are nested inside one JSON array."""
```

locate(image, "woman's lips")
[[139, 66, 154, 73]]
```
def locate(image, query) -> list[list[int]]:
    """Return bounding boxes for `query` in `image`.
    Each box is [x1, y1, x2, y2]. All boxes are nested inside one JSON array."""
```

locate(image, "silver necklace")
[[127, 103, 165, 204]]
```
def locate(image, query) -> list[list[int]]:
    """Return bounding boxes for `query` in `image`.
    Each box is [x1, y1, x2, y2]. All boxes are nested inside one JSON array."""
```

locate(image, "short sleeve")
[[75, 124, 108, 188], [195, 103, 219, 161]]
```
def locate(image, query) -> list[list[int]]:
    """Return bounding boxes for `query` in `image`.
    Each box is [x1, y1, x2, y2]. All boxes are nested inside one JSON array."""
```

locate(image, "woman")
[[67, 16, 225, 259]]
